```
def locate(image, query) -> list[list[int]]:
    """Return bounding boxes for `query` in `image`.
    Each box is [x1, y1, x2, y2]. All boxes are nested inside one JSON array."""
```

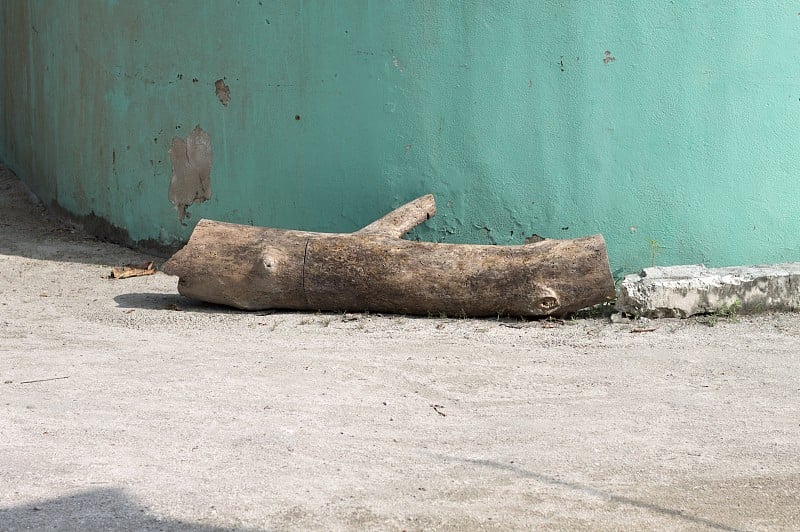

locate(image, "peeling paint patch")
[[169, 126, 212, 221], [524, 234, 546, 244], [391, 54, 405, 73], [603, 50, 616, 64], [215, 79, 231, 106]]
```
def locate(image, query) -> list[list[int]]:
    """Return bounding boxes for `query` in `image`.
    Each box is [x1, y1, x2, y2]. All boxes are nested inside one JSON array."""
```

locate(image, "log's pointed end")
[[160, 255, 180, 278], [160, 219, 214, 278], [161, 244, 190, 278]]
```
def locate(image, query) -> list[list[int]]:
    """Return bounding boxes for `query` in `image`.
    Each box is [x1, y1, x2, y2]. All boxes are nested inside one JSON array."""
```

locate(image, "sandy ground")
[[1, 166, 799, 531]]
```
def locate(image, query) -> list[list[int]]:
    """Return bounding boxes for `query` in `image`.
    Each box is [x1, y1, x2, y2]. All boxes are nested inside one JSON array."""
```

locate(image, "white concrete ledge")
[[615, 263, 800, 318]]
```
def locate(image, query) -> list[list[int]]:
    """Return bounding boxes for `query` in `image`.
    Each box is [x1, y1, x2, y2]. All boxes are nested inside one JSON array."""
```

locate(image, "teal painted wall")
[[2, 1, 800, 274]]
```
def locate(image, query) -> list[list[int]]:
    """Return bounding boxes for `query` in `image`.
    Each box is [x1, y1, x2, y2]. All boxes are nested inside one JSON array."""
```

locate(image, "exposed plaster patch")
[[524, 234, 546, 244], [391, 54, 405, 73], [169, 126, 212, 221], [215, 79, 231, 106]]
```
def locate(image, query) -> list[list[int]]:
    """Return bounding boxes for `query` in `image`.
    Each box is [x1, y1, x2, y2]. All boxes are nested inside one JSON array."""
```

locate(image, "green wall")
[[2, 1, 799, 274]]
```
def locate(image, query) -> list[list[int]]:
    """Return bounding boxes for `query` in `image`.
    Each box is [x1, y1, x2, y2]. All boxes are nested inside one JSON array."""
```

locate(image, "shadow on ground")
[[113, 293, 280, 315], [0, 488, 258, 532], [0, 166, 173, 266], [114, 292, 214, 312], [436, 455, 744, 532]]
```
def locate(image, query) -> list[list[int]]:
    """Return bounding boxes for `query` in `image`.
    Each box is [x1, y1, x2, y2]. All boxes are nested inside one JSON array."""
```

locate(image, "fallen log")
[[162, 194, 615, 317]]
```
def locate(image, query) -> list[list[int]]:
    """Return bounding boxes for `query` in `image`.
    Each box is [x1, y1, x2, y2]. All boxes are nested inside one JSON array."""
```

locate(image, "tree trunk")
[[162, 195, 615, 317]]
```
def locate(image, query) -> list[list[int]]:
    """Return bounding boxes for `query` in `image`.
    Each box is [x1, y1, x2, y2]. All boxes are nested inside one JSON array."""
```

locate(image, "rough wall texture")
[[1, 1, 799, 272]]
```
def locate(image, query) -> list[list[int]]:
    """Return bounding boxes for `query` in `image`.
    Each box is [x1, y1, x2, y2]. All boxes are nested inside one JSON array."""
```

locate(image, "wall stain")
[[168, 126, 212, 221], [603, 50, 616, 64]]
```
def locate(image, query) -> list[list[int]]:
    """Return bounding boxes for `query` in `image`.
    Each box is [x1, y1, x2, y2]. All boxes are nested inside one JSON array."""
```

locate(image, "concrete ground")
[[1, 167, 799, 531]]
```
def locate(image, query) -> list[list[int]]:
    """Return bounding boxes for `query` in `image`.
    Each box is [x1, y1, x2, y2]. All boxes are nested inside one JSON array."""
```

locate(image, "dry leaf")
[[110, 261, 156, 279]]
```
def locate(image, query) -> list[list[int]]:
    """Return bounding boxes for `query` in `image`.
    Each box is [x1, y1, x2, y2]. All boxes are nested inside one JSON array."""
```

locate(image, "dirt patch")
[[1, 168, 799, 530]]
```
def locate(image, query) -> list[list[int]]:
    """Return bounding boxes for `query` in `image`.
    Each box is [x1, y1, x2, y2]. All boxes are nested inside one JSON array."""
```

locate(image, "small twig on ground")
[[431, 404, 446, 417], [19, 376, 70, 384], [630, 327, 658, 333]]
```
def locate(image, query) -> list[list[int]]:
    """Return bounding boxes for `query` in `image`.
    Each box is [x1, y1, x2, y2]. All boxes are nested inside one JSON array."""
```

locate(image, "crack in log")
[[301, 238, 311, 307]]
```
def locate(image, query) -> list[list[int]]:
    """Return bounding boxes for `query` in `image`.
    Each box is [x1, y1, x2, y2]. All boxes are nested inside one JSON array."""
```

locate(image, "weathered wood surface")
[[162, 194, 615, 317]]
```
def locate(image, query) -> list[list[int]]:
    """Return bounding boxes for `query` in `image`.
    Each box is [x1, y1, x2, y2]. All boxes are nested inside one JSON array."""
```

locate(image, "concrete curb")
[[615, 263, 800, 318]]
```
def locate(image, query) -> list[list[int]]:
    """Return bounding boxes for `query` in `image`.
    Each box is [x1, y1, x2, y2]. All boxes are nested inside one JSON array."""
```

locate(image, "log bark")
[[162, 195, 615, 317]]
